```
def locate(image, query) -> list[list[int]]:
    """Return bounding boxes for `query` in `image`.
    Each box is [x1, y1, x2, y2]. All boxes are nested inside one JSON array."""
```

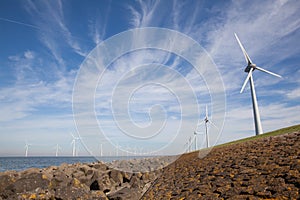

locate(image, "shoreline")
[[0, 155, 169, 173], [1, 128, 299, 199], [0, 155, 175, 199]]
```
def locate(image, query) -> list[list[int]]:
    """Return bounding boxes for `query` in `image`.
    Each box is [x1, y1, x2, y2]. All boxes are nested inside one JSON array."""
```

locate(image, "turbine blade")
[[255, 66, 282, 78], [209, 121, 219, 130], [240, 68, 253, 93], [197, 121, 204, 126], [70, 132, 75, 139], [205, 105, 208, 119], [234, 33, 252, 64]]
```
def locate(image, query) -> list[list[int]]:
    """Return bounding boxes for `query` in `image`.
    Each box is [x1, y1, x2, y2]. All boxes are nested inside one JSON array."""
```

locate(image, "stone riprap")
[[0, 157, 163, 200], [142, 132, 300, 199]]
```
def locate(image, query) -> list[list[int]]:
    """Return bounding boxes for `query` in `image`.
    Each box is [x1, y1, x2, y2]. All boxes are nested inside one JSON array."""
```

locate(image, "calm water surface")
[[0, 156, 141, 172]]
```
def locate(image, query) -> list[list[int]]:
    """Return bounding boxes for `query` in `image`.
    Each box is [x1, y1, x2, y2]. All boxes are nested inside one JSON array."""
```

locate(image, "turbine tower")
[[100, 143, 103, 157], [24, 142, 31, 157], [184, 141, 189, 153], [70, 132, 80, 157], [193, 131, 203, 151], [234, 33, 282, 135], [193, 131, 198, 151], [204, 105, 210, 148], [55, 144, 62, 157], [188, 136, 192, 152], [203, 105, 218, 148]]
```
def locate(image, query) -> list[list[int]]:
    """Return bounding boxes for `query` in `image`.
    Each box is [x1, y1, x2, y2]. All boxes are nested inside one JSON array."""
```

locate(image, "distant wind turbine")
[[184, 141, 189, 153], [203, 105, 218, 148], [70, 132, 80, 157], [188, 136, 192, 152], [184, 136, 194, 153], [115, 142, 120, 157], [193, 131, 203, 151], [100, 143, 103, 157], [234, 33, 282, 135], [55, 144, 62, 157], [24, 141, 31, 157]]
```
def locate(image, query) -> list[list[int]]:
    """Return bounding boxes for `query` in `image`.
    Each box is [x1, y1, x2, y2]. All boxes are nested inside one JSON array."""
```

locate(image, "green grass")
[[216, 124, 300, 148]]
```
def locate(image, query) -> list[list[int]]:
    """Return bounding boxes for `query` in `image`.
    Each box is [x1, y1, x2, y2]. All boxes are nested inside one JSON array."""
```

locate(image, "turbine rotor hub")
[[244, 63, 256, 72]]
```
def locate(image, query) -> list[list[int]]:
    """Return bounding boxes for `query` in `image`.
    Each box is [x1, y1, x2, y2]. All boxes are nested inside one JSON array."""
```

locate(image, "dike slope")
[[142, 131, 300, 199]]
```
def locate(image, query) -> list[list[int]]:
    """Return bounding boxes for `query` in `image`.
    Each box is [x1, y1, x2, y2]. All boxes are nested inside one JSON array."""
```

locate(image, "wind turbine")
[[184, 136, 193, 153], [234, 33, 282, 135], [188, 136, 192, 152], [55, 144, 62, 157], [115, 142, 120, 157], [100, 143, 103, 157], [202, 105, 218, 148], [70, 132, 80, 157], [193, 131, 203, 151], [184, 141, 189, 153], [24, 141, 31, 157]]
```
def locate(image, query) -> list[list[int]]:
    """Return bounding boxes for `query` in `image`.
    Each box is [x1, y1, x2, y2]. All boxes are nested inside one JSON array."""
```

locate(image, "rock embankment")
[[1, 131, 299, 199], [0, 157, 165, 200], [142, 131, 300, 199]]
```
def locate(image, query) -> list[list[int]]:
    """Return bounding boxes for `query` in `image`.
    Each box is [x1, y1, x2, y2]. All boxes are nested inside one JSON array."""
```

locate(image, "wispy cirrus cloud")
[[125, 0, 300, 140], [1, 1, 299, 156], [0, 50, 75, 122], [24, 0, 87, 66], [128, 0, 161, 27], [88, 1, 111, 45]]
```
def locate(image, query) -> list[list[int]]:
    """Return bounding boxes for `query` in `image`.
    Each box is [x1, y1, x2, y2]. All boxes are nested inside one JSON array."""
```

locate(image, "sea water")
[[0, 156, 141, 172]]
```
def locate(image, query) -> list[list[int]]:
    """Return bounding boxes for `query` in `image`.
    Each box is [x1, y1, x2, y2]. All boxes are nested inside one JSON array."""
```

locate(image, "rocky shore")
[[0, 131, 299, 199], [0, 156, 166, 200], [142, 131, 300, 199]]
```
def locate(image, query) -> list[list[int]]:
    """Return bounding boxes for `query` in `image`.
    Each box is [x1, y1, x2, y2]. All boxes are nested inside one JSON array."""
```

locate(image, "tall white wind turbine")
[[234, 33, 282, 135]]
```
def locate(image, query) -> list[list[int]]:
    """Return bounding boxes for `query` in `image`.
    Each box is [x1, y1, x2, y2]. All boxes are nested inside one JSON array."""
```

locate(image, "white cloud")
[[1, 1, 299, 156], [88, 3, 111, 45], [128, 0, 161, 27], [24, 50, 34, 59], [0, 50, 76, 123], [286, 87, 300, 99], [24, 0, 88, 65]]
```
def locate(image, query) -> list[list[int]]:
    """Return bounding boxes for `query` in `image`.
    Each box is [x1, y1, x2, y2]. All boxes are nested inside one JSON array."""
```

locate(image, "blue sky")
[[0, 0, 299, 156]]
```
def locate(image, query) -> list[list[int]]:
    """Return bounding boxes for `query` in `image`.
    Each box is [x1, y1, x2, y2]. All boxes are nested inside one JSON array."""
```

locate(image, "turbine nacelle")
[[245, 63, 256, 73]]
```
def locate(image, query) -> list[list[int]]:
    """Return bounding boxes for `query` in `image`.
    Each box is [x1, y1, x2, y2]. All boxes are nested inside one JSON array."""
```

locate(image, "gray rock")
[[6, 172, 49, 193], [107, 187, 140, 200], [0, 175, 12, 193], [110, 169, 123, 185]]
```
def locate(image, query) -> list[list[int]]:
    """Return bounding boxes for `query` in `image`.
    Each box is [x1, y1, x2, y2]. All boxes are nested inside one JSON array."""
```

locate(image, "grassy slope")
[[216, 124, 300, 148]]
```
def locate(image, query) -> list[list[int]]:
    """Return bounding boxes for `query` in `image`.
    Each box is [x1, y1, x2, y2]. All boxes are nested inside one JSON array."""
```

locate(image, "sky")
[[0, 0, 299, 157]]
